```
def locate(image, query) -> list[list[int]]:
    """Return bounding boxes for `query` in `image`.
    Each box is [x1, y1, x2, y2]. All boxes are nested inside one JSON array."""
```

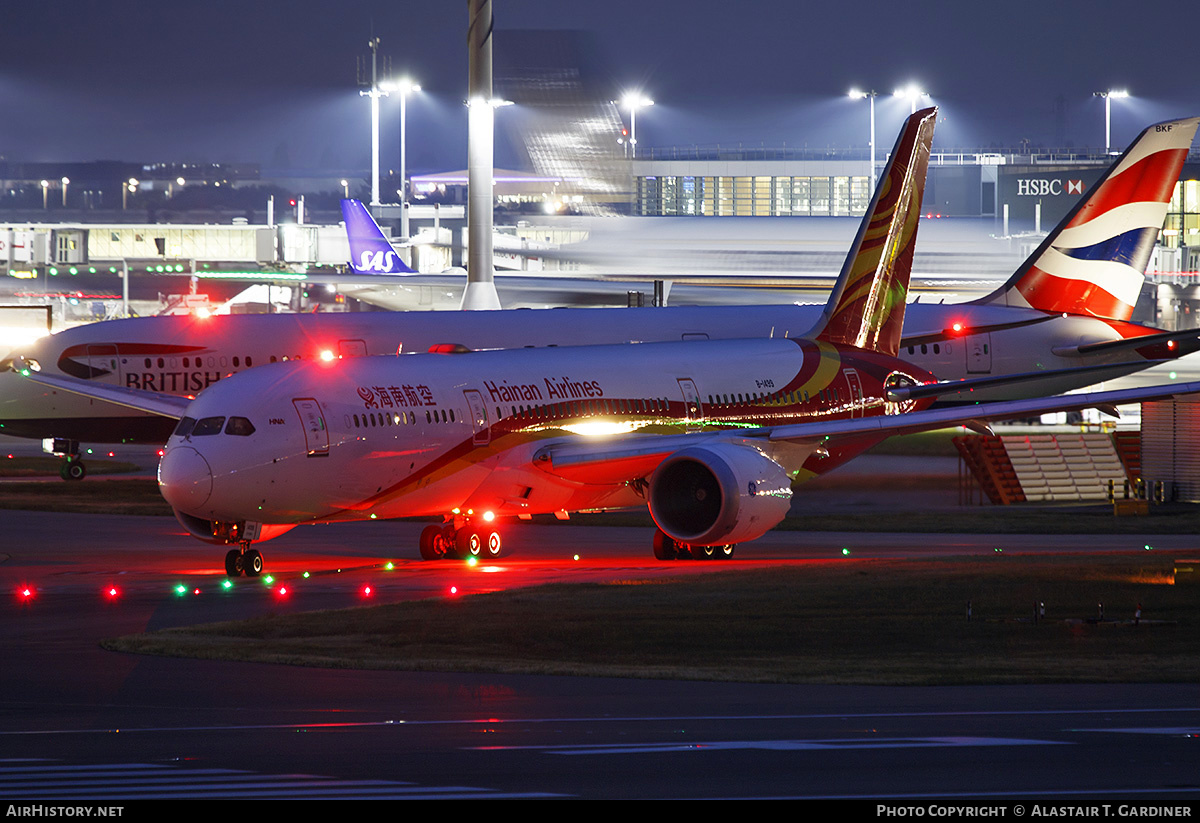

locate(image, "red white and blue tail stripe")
[[983, 116, 1198, 321]]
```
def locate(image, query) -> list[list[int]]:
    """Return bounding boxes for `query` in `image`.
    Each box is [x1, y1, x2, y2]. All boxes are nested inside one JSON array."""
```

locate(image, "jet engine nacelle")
[[647, 443, 793, 546], [172, 509, 295, 545]]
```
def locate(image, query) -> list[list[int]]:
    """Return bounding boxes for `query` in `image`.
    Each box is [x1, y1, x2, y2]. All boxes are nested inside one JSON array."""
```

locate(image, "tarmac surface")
[[2, 433, 1199, 801]]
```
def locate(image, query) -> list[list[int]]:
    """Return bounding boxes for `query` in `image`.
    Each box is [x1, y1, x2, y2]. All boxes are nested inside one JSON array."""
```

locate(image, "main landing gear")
[[653, 528, 736, 561], [225, 543, 264, 577], [419, 521, 504, 561]]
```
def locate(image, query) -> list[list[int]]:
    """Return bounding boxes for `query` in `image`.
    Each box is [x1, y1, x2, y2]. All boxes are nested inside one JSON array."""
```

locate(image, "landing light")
[[319, 349, 336, 362]]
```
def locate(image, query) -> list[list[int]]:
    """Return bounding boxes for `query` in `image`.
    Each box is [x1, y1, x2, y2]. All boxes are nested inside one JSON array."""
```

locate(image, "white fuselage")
[[0, 302, 1174, 444], [157, 338, 928, 533]]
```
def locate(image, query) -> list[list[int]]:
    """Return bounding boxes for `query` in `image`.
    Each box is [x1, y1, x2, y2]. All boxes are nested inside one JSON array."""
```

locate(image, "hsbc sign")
[[1017, 178, 1084, 196]]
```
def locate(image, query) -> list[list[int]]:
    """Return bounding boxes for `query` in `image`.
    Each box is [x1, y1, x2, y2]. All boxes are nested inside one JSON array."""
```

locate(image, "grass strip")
[[103, 553, 1199, 685]]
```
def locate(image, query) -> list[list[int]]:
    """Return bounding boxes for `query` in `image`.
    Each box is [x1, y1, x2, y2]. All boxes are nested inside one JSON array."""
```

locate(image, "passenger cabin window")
[[192, 416, 226, 436]]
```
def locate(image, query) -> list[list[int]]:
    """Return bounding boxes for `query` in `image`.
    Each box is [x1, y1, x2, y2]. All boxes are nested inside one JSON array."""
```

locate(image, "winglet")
[[813, 107, 936, 356], [981, 116, 1200, 320], [341, 199, 417, 275]]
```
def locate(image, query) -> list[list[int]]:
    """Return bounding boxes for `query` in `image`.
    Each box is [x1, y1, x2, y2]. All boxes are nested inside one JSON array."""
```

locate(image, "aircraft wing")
[[12, 364, 190, 419], [898, 315, 1055, 347], [1056, 327, 1200, 359], [532, 379, 1200, 481], [883, 361, 1172, 403]]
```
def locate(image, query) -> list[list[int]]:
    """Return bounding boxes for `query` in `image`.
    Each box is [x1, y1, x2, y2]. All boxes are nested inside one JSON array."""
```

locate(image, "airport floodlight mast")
[[122, 178, 138, 210], [360, 36, 390, 206], [893, 83, 929, 114], [393, 77, 421, 239], [848, 89, 877, 190], [463, 0, 502, 311], [1093, 89, 1129, 153], [619, 92, 654, 159]]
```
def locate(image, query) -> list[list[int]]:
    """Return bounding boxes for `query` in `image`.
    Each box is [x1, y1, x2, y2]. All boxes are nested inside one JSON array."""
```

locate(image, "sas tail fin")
[[813, 106, 936, 357], [981, 116, 1199, 320], [341, 199, 417, 275]]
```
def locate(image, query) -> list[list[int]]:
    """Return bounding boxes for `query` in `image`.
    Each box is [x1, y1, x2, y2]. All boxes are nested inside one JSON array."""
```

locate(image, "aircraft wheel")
[[485, 531, 503, 558], [652, 529, 678, 561], [244, 550, 263, 577], [60, 459, 86, 481], [694, 544, 716, 560], [224, 549, 244, 577], [457, 529, 482, 557], [719, 544, 736, 559], [441, 525, 460, 559], [419, 525, 446, 560]]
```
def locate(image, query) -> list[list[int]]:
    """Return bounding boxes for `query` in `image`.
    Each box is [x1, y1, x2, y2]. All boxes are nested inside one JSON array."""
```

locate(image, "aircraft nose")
[[158, 446, 213, 512]]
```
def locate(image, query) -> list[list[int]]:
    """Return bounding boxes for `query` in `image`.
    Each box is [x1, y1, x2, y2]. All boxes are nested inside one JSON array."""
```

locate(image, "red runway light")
[[105, 586, 120, 599], [361, 585, 372, 597]]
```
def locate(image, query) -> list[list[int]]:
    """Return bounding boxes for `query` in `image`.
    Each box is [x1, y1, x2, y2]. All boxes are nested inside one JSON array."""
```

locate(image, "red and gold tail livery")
[[985, 116, 1200, 321], [814, 107, 936, 357]]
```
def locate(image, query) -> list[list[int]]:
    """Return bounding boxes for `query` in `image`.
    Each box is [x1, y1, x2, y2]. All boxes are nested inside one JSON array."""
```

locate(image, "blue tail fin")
[[341, 199, 417, 275]]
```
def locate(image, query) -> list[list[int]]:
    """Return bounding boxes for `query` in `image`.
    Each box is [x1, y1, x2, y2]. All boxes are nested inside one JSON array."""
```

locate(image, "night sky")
[[1, 1, 1193, 172]]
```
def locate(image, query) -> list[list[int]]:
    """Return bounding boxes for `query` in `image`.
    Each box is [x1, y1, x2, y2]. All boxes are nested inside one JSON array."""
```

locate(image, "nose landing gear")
[[224, 543, 264, 577]]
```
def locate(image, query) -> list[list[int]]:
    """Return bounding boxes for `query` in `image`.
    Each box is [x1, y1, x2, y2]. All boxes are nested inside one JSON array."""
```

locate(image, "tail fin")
[[341, 199, 417, 275], [814, 107, 936, 356], [982, 116, 1199, 320]]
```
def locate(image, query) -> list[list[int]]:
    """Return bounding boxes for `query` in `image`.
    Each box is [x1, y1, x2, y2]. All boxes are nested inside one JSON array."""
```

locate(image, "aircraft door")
[[292, 397, 330, 457], [338, 339, 368, 357], [843, 368, 863, 418], [463, 389, 490, 445], [966, 333, 992, 374], [676, 378, 703, 431], [87, 344, 120, 384]]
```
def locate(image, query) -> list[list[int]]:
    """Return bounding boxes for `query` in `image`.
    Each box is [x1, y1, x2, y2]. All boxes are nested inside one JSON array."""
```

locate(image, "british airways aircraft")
[[2, 117, 1197, 481], [21, 110, 1200, 577]]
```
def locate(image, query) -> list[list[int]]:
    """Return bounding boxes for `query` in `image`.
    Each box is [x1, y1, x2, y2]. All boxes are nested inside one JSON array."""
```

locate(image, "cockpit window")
[[192, 416, 226, 436], [173, 417, 196, 437], [224, 416, 256, 437]]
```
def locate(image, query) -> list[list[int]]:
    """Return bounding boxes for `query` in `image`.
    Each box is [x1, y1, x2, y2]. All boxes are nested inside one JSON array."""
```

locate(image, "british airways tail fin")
[[813, 107, 936, 357], [341, 199, 417, 275], [981, 116, 1199, 321]]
